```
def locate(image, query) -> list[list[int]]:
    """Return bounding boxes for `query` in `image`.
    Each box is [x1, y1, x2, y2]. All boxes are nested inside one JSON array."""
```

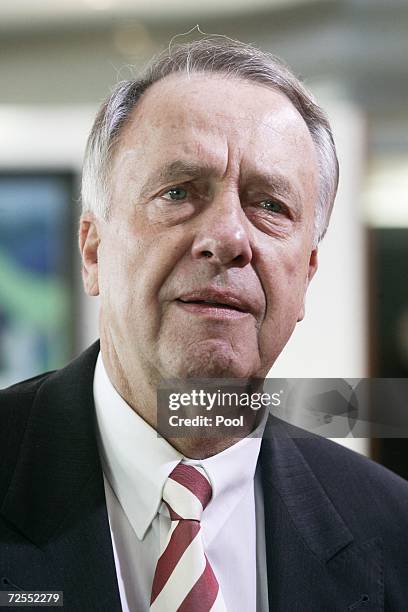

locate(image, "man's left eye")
[[162, 187, 188, 201], [260, 199, 285, 214]]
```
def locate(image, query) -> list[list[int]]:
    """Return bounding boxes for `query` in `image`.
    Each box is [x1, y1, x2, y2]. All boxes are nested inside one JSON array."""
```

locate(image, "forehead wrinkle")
[[120, 84, 315, 206], [158, 159, 216, 181]]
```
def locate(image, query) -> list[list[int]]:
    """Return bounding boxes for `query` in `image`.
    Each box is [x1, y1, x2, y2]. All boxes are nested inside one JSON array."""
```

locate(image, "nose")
[[191, 192, 252, 268]]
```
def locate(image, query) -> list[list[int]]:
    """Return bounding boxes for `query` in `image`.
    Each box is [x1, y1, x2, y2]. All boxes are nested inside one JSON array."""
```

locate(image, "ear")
[[78, 212, 100, 297], [297, 247, 318, 322]]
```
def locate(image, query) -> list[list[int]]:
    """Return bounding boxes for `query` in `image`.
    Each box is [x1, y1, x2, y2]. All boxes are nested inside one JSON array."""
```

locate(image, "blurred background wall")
[[0, 0, 407, 467]]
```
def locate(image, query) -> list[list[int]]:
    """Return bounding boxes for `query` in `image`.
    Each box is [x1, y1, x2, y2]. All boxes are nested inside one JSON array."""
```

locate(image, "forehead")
[[114, 73, 318, 187]]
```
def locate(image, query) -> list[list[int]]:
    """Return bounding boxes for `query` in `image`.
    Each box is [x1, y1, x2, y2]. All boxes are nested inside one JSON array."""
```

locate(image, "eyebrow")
[[138, 159, 303, 215], [139, 160, 216, 200], [255, 172, 297, 199]]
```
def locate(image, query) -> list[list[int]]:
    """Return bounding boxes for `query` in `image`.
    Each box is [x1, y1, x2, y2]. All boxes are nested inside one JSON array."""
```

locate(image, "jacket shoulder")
[[0, 370, 55, 421], [295, 434, 408, 523], [0, 342, 100, 504], [0, 371, 55, 500], [0, 370, 55, 416]]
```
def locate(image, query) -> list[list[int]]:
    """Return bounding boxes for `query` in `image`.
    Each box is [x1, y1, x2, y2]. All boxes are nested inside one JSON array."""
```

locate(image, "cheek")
[[259, 245, 311, 327], [98, 224, 186, 314], [265, 271, 303, 319], [97, 233, 137, 311]]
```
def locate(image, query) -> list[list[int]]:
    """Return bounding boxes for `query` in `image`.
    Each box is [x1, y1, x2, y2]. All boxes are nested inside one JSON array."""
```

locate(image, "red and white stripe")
[[150, 464, 227, 612]]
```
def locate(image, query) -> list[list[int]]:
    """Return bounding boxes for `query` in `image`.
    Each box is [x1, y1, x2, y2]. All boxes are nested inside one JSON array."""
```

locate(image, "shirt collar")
[[94, 352, 181, 540], [93, 352, 266, 542]]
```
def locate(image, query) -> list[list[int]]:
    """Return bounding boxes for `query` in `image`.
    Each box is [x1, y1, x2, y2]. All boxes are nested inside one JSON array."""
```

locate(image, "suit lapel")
[[1, 342, 122, 611], [260, 417, 384, 610]]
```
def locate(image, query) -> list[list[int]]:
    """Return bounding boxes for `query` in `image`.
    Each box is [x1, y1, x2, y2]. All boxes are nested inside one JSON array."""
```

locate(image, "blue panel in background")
[[0, 173, 74, 387]]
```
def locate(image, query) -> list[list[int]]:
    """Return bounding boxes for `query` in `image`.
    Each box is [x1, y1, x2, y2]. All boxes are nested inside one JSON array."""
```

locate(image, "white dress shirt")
[[93, 352, 269, 611]]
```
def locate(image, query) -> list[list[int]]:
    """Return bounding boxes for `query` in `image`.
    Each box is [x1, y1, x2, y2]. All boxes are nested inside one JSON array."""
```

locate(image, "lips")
[[177, 289, 252, 314], [180, 299, 243, 311]]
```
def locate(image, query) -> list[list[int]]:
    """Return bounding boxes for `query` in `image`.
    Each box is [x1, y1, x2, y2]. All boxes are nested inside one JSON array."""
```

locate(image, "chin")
[[168, 345, 255, 379]]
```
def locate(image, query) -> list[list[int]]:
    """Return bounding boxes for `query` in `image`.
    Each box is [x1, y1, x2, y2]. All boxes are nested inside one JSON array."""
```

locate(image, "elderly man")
[[1, 37, 408, 612]]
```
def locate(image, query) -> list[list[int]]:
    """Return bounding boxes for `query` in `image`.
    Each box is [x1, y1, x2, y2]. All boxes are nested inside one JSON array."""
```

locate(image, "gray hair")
[[81, 36, 339, 245]]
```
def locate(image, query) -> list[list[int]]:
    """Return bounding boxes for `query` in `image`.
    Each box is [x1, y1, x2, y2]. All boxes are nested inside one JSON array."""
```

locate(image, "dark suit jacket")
[[1, 342, 408, 611]]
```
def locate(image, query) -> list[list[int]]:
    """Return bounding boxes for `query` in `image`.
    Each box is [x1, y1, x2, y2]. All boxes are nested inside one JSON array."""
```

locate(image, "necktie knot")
[[163, 464, 212, 521]]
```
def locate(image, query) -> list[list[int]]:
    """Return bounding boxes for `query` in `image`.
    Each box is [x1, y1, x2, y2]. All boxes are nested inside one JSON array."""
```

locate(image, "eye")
[[162, 187, 188, 201], [260, 199, 286, 214]]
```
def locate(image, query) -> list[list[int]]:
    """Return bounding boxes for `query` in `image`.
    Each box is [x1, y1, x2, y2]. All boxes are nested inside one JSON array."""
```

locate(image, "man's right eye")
[[162, 187, 188, 201]]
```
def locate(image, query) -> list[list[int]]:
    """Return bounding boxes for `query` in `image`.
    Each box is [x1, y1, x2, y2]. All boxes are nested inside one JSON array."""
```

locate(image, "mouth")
[[175, 290, 253, 319], [178, 298, 245, 312]]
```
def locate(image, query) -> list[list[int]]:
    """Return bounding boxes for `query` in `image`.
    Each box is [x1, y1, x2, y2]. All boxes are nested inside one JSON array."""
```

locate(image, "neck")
[[100, 333, 266, 460]]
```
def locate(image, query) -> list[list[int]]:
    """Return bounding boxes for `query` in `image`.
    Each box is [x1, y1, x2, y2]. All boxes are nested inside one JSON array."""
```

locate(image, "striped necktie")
[[150, 463, 227, 611]]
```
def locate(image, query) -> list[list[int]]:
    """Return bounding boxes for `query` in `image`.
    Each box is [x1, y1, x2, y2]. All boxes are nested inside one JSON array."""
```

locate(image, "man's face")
[[82, 73, 319, 383]]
